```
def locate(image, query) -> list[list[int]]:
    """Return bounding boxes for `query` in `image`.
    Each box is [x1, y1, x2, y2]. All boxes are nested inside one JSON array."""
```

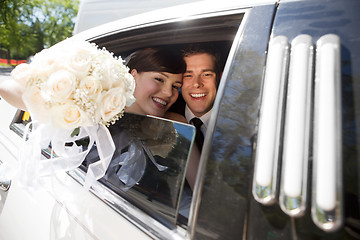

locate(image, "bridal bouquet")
[[10, 38, 136, 189], [12, 39, 135, 128]]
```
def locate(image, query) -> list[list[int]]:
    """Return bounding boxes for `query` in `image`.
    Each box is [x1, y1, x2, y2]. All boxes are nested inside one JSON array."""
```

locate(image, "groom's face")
[[181, 53, 217, 117]]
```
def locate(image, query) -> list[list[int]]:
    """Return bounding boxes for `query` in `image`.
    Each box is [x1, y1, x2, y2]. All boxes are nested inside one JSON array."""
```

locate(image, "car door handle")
[[0, 179, 10, 192]]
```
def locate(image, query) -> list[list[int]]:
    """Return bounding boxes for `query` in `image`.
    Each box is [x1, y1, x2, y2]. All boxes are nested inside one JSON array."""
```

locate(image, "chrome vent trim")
[[253, 34, 343, 232], [280, 34, 313, 217], [312, 34, 343, 232], [252, 35, 289, 205]]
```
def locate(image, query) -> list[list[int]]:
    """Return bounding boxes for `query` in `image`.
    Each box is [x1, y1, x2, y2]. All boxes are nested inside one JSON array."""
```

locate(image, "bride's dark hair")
[[125, 48, 186, 74]]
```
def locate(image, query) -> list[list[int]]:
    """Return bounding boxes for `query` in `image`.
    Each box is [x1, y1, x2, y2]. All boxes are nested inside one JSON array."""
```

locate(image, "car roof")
[[73, 0, 205, 34], [73, 0, 278, 41]]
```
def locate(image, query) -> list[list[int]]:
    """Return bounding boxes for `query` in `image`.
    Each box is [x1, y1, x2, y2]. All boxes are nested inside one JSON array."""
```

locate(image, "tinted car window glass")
[[80, 113, 195, 226]]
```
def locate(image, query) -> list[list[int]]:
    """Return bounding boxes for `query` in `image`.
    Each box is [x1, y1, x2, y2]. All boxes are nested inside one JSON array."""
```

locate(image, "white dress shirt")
[[185, 105, 212, 137]]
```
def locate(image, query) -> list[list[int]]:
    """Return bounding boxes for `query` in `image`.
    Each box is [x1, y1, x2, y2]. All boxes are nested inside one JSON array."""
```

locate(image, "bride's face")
[[126, 70, 182, 117]]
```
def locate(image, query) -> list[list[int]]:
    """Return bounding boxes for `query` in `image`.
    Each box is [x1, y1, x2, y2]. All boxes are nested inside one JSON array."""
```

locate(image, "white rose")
[[52, 102, 90, 129], [99, 87, 126, 123], [110, 72, 135, 107], [64, 43, 94, 79], [79, 76, 102, 99], [22, 85, 50, 123], [46, 70, 76, 100], [111, 73, 125, 89], [112, 71, 131, 88], [10, 63, 33, 86], [31, 49, 61, 78]]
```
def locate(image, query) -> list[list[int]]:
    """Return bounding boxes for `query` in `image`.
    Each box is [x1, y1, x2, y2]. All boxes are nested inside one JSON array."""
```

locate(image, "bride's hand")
[[0, 80, 27, 110]]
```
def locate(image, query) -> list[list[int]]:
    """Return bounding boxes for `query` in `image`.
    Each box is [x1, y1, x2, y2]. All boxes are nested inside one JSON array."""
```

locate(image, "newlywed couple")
[[0, 43, 222, 190]]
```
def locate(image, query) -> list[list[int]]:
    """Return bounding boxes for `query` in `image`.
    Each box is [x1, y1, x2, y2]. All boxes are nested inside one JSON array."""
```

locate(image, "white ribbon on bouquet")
[[17, 121, 115, 190]]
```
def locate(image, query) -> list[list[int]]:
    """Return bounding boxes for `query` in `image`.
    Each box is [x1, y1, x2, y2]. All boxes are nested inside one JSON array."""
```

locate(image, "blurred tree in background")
[[0, 0, 79, 62]]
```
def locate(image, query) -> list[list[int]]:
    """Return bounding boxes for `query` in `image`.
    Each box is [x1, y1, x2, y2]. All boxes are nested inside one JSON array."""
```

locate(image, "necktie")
[[190, 117, 204, 152]]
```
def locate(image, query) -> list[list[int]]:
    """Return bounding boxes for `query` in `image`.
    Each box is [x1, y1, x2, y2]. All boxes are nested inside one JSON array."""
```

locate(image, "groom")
[[177, 44, 223, 217], [178, 44, 223, 152]]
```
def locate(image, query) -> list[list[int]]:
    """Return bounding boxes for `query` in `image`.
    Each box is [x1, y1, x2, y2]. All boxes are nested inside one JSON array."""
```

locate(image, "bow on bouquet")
[[10, 38, 136, 190]]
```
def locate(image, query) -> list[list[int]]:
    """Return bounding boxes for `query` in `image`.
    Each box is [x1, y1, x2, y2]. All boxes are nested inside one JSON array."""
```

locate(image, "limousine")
[[0, 0, 359, 239]]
